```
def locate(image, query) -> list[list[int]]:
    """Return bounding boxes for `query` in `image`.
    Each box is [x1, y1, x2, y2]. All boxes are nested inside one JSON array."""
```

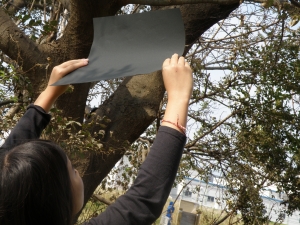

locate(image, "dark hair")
[[0, 140, 73, 225]]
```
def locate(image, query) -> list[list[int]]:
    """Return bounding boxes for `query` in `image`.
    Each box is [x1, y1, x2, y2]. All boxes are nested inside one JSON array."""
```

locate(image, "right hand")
[[161, 54, 193, 134], [162, 54, 193, 102]]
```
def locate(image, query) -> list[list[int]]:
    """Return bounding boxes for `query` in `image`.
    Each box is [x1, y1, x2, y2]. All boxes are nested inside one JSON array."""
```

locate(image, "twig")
[[92, 194, 112, 205]]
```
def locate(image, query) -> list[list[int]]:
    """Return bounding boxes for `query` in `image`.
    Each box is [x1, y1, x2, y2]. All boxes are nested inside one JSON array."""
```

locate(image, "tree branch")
[[58, 0, 71, 11], [0, 99, 22, 107], [81, 3, 241, 208], [123, 0, 296, 7], [92, 194, 112, 205], [185, 111, 237, 148], [125, 0, 240, 5], [4, 0, 47, 14], [0, 8, 47, 77], [290, 0, 300, 7], [213, 210, 237, 225], [204, 66, 231, 70], [4, 103, 21, 118]]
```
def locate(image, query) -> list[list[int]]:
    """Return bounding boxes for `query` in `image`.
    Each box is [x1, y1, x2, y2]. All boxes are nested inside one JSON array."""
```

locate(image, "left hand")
[[34, 59, 89, 112], [46, 59, 89, 99]]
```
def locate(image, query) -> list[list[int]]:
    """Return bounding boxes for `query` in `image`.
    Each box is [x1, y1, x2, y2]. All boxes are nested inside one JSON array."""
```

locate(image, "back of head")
[[0, 140, 73, 225]]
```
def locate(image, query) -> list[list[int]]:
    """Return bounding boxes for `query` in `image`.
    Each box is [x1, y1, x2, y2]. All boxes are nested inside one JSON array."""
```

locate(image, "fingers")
[[164, 54, 187, 66], [51, 59, 89, 83], [59, 59, 88, 68], [185, 61, 191, 69], [163, 58, 171, 68], [170, 53, 179, 65], [59, 59, 89, 75], [48, 59, 89, 87], [178, 56, 185, 66]]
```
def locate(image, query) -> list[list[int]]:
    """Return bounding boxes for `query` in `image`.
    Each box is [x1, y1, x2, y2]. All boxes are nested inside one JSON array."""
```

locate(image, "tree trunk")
[[81, 2, 239, 207]]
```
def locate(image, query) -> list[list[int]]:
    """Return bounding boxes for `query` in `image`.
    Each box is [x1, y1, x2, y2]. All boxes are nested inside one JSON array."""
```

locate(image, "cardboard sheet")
[[52, 9, 185, 85]]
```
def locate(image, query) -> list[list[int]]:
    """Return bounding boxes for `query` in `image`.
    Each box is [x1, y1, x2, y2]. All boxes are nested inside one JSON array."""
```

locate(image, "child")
[[0, 54, 193, 225]]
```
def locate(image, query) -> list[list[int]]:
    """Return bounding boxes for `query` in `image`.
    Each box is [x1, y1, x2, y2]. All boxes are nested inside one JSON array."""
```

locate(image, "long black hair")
[[0, 140, 73, 225]]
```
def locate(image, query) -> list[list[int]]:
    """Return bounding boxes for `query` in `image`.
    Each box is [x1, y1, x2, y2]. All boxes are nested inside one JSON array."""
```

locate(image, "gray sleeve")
[[84, 126, 186, 225], [1, 104, 51, 149]]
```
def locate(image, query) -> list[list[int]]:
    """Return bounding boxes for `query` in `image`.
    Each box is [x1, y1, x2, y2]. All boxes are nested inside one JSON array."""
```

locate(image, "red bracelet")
[[161, 117, 186, 134]]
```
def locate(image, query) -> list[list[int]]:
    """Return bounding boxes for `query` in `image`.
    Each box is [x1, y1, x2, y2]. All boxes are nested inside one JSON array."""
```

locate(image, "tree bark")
[[0, 8, 47, 82], [124, 0, 240, 5]]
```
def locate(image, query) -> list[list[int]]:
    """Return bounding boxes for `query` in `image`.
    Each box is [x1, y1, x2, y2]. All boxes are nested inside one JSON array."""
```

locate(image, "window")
[[207, 196, 214, 202], [184, 187, 192, 197]]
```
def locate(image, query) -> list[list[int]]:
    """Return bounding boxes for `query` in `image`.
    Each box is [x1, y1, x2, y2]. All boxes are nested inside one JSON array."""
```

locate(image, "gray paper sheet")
[[52, 9, 185, 86]]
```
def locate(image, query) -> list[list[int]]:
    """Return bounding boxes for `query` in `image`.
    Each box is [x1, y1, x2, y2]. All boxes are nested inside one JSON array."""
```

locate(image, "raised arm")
[[161, 54, 192, 133], [85, 54, 193, 225], [1, 59, 89, 149], [34, 59, 89, 113]]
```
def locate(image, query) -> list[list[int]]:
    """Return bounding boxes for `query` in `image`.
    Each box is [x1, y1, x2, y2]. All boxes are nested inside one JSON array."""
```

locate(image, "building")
[[170, 174, 300, 225]]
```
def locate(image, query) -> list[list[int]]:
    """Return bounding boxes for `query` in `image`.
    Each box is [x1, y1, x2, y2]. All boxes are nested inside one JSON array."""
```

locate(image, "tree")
[[1, 0, 300, 224]]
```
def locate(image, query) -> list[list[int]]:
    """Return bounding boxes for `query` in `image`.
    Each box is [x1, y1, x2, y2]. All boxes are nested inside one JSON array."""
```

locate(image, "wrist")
[[166, 91, 191, 103], [43, 88, 59, 102], [162, 98, 189, 134], [167, 98, 189, 108], [162, 117, 186, 134], [34, 90, 58, 113]]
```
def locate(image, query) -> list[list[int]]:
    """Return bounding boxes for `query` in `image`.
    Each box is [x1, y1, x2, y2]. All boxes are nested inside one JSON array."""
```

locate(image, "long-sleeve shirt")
[[1, 105, 186, 225]]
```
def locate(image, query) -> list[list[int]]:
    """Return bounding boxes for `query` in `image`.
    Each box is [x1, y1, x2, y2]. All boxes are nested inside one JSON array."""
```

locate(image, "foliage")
[[2, 1, 300, 224]]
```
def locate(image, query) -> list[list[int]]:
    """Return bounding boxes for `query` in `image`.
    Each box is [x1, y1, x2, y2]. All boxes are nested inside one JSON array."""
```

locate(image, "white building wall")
[[170, 177, 300, 225]]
